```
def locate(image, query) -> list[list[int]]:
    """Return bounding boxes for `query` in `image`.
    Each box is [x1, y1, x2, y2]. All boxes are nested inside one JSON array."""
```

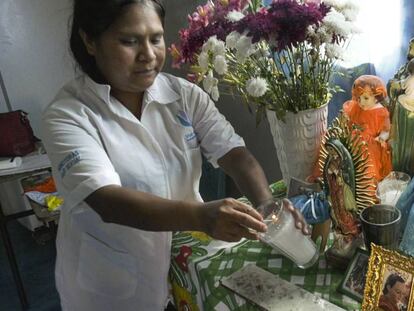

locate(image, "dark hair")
[[383, 273, 405, 295], [69, 0, 165, 81]]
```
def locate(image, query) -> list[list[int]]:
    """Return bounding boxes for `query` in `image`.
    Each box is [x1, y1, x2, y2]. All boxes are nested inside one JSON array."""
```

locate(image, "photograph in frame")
[[362, 244, 414, 311], [338, 248, 370, 302]]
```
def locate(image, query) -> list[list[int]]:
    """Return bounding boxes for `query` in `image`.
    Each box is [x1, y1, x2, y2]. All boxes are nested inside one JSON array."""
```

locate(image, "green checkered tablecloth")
[[170, 233, 361, 311], [170, 182, 361, 310]]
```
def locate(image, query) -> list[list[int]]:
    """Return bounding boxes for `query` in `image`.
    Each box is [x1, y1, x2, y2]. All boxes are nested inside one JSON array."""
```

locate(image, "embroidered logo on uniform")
[[185, 132, 196, 142], [58, 150, 81, 178], [176, 110, 192, 127]]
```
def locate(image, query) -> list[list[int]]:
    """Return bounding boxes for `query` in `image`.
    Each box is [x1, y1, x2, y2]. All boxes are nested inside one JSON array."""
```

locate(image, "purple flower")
[[170, 0, 330, 66]]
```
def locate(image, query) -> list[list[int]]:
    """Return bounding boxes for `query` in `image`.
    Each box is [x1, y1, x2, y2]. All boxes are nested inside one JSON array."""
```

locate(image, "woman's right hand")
[[199, 198, 267, 242]]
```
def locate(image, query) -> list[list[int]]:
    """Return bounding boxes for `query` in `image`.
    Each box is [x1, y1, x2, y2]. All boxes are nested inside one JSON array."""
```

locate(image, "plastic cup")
[[376, 171, 411, 206], [258, 199, 319, 269]]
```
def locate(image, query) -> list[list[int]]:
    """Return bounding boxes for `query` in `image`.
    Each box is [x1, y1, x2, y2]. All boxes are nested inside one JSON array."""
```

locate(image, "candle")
[[261, 206, 318, 268]]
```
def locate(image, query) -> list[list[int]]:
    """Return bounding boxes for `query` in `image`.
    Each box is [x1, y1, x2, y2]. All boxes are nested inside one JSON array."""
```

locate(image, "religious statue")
[[398, 59, 414, 109], [388, 37, 414, 116], [389, 39, 414, 176], [318, 116, 376, 268], [343, 75, 392, 182]]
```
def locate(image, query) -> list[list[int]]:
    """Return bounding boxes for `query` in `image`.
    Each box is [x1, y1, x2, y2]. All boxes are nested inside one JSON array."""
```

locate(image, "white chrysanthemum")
[[226, 31, 241, 49], [198, 52, 209, 72], [226, 10, 245, 22], [213, 40, 226, 56], [246, 77, 268, 97], [202, 35, 218, 53], [322, 10, 352, 38], [202, 71, 218, 94], [323, 0, 358, 15], [235, 35, 255, 63], [211, 86, 220, 101], [213, 55, 228, 75], [325, 43, 344, 60], [341, 6, 358, 22]]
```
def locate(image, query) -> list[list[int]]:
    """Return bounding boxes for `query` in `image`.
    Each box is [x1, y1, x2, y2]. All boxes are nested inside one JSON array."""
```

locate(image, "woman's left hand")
[[283, 198, 310, 235], [258, 198, 310, 235]]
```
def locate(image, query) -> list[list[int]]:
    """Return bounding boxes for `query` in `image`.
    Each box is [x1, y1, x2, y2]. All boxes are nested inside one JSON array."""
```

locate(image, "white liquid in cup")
[[260, 207, 318, 268], [380, 189, 402, 206], [378, 179, 408, 206]]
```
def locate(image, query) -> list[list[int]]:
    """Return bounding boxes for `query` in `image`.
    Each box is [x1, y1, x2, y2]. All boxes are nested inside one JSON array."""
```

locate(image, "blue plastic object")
[[289, 192, 330, 225]]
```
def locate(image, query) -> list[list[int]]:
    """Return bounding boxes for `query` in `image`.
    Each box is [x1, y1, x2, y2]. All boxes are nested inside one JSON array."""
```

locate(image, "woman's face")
[[387, 281, 405, 304], [83, 3, 165, 98]]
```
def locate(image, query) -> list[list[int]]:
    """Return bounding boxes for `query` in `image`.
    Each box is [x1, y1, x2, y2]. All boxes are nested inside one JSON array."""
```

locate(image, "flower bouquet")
[[170, 0, 359, 182]]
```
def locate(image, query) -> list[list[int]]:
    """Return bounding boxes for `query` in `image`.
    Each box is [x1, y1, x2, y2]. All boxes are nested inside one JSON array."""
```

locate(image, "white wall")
[[0, 0, 282, 187], [0, 0, 74, 134]]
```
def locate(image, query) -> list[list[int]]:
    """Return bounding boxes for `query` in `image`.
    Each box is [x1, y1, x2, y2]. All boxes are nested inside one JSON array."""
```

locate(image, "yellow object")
[[45, 195, 64, 212]]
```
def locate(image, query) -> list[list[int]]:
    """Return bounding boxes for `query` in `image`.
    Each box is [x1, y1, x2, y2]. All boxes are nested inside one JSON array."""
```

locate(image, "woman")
[[41, 1, 308, 310], [379, 274, 406, 311]]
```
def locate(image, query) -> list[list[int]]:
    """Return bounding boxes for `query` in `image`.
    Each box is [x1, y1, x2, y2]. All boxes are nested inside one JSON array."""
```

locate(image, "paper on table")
[[220, 264, 345, 311]]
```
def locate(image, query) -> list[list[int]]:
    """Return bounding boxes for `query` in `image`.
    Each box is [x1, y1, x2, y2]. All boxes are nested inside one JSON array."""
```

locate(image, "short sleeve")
[[185, 84, 245, 168], [41, 102, 121, 210]]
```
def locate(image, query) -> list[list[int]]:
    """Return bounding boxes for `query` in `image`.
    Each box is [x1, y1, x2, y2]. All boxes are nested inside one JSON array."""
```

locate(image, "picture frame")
[[338, 248, 370, 302], [362, 244, 414, 311]]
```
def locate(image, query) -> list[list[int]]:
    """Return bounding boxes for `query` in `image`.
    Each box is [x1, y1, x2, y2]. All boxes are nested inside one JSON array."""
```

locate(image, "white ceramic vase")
[[266, 104, 328, 184]]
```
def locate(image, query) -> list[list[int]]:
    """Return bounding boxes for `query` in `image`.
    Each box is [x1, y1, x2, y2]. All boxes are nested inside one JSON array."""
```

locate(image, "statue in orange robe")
[[343, 75, 392, 182]]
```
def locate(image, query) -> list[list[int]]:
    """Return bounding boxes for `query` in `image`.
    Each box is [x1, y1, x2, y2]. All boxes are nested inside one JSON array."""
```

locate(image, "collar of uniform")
[[83, 75, 112, 104], [83, 73, 180, 105], [145, 74, 180, 105]]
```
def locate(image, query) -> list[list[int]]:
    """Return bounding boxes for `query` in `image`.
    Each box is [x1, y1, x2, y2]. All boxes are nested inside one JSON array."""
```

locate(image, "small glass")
[[376, 171, 411, 206], [360, 204, 401, 251], [258, 199, 319, 269]]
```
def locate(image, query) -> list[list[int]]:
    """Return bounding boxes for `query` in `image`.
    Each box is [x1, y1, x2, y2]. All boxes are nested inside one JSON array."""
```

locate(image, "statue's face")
[[358, 90, 377, 110]]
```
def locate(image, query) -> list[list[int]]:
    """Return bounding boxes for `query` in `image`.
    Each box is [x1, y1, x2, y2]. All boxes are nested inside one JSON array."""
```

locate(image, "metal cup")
[[360, 204, 401, 251]]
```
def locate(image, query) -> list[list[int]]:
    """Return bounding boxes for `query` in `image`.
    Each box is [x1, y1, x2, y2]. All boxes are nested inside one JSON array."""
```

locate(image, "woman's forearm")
[[85, 184, 268, 241], [218, 147, 273, 207], [85, 185, 204, 231]]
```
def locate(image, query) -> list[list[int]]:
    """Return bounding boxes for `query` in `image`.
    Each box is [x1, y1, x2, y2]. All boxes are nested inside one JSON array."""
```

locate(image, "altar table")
[[170, 182, 361, 311], [170, 233, 361, 311]]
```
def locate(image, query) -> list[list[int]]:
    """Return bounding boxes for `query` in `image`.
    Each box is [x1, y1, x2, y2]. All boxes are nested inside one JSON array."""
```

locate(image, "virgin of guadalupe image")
[[318, 117, 376, 266]]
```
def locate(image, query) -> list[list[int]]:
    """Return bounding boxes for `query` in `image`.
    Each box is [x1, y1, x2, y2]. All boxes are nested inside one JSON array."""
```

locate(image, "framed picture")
[[338, 248, 370, 302], [362, 244, 414, 311]]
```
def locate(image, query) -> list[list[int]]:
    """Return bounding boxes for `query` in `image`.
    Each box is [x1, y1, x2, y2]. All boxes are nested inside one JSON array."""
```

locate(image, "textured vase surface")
[[266, 104, 328, 184]]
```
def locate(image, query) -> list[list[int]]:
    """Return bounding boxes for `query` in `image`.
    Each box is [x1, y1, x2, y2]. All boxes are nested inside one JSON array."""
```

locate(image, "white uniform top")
[[41, 73, 245, 311]]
